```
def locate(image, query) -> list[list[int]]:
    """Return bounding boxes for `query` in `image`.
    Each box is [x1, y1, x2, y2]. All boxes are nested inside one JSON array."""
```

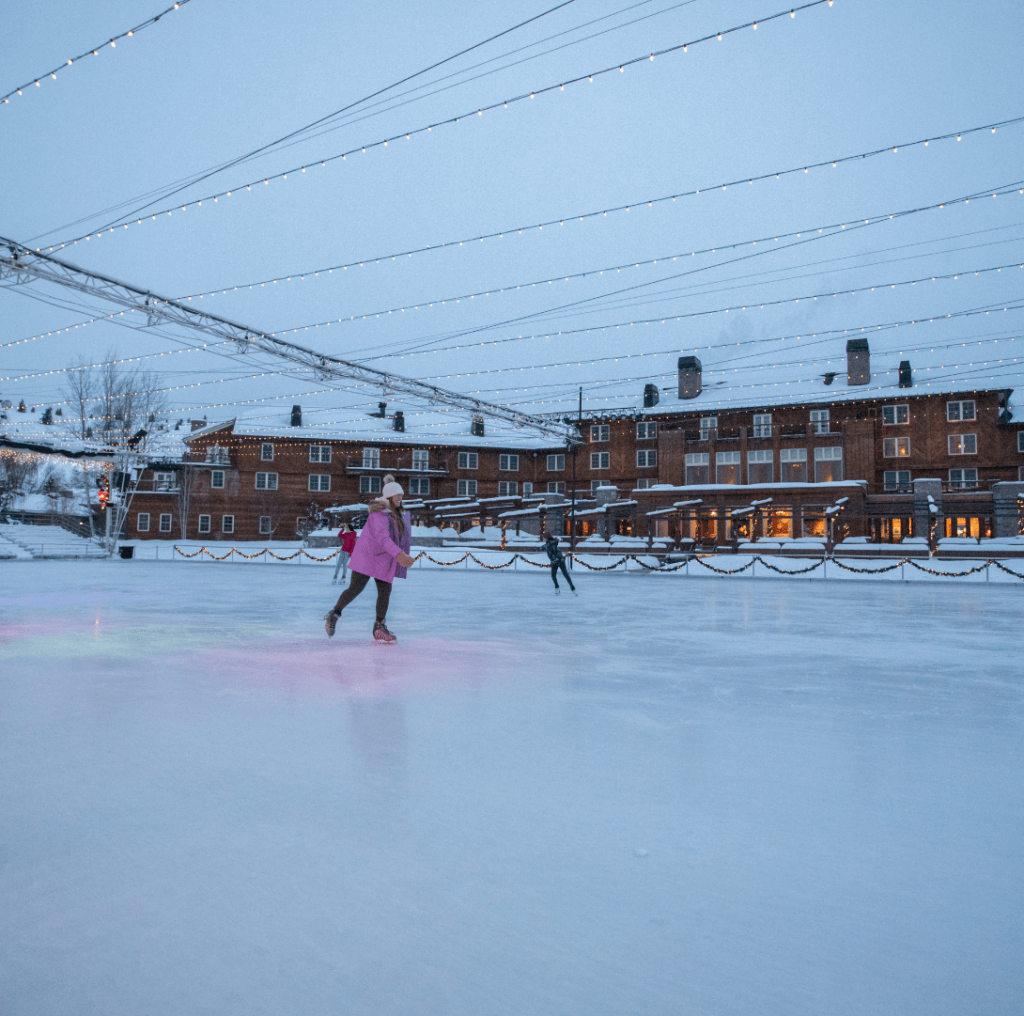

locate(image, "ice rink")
[[2, 560, 1022, 1016]]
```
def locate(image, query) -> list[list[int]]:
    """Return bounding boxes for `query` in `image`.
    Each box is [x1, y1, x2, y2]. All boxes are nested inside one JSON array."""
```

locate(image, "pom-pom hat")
[[381, 481, 404, 501]]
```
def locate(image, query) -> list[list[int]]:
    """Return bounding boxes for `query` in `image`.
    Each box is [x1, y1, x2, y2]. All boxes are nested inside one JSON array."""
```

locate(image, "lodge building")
[[130, 339, 1024, 546]]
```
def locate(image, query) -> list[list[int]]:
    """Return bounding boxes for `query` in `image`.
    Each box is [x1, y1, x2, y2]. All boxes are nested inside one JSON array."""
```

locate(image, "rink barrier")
[[169, 546, 1024, 580]]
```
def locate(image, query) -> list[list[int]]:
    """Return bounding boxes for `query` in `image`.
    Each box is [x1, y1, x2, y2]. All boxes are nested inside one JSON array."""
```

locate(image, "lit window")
[[198, 515, 211, 534], [362, 447, 380, 468], [159, 513, 172, 533], [222, 515, 234, 534], [947, 400, 976, 422], [309, 445, 331, 463], [591, 452, 610, 469], [210, 470, 225, 489], [457, 479, 478, 497], [499, 454, 519, 471], [308, 474, 331, 491], [948, 468, 978, 489], [810, 409, 830, 434], [261, 443, 274, 461], [882, 405, 909, 425], [255, 472, 279, 490], [458, 452, 479, 469], [752, 413, 772, 439], [716, 450, 740, 485], [948, 434, 977, 455], [412, 449, 429, 471], [685, 452, 709, 485], [747, 449, 773, 484], [636, 421, 658, 440], [780, 447, 807, 483], [547, 481, 566, 494], [547, 454, 565, 471], [360, 476, 381, 494], [636, 449, 657, 468], [498, 481, 518, 496], [408, 476, 430, 496], [813, 446, 843, 482], [259, 516, 272, 535], [883, 437, 910, 457], [590, 425, 609, 442], [137, 513, 150, 532], [883, 470, 911, 492]]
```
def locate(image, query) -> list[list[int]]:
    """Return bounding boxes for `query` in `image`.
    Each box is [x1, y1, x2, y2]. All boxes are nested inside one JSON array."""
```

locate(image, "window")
[[154, 471, 174, 491], [810, 409, 830, 434], [814, 446, 843, 482], [948, 468, 978, 490], [883, 437, 911, 458], [255, 472, 279, 490], [752, 413, 772, 439], [882, 405, 909, 425], [412, 449, 429, 471], [137, 513, 150, 532], [458, 452, 479, 469], [547, 454, 565, 471], [635, 478, 655, 489], [591, 480, 605, 493], [222, 515, 234, 534], [685, 452, 709, 485], [1019, 432, 1024, 453], [499, 454, 519, 471], [211, 470, 225, 489], [591, 452, 610, 469], [159, 513, 172, 533], [780, 448, 807, 483], [360, 476, 381, 494], [522, 482, 533, 497], [198, 515, 211, 534], [948, 434, 977, 455], [362, 447, 380, 468], [947, 400, 976, 422], [699, 416, 717, 439], [309, 445, 331, 464], [207, 444, 230, 465], [590, 425, 609, 442], [308, 474, 331, 492], [884, 470, 911, 492], [498, 481, 518, 496], [716, 450, 741, 485], [637, 449, 658, 468], [259, 516, 272, 535], [636, 421, 658, 440], [261, 443, 274, 461], [748, 449, 773, 484], [547, 481, 566, 495], [457, 479, 478, 497], [408, 476, 430, 496]]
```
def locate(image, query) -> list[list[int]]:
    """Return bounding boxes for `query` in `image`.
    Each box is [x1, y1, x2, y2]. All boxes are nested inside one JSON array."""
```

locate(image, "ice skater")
[[544, 533, 576, 595], [331, 521, 357, 583], [324, 482, 416, 642]]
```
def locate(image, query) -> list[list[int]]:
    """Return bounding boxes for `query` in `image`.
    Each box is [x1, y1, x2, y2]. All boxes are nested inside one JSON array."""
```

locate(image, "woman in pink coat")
[[324, 482, 415, 642]]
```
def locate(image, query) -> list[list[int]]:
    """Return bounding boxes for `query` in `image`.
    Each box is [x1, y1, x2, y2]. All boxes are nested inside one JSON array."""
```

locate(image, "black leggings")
[[551, 560, 575, 590], [333, 570, 392, 624]]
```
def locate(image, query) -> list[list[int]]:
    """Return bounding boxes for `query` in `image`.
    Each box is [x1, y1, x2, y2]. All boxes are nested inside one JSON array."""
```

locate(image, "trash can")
[[119, 545, 134, 559]]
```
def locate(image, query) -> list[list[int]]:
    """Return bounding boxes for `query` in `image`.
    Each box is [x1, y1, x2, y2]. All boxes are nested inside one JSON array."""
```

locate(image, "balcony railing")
[[781, 425, 806, 438], [346, 459, 449, 475]]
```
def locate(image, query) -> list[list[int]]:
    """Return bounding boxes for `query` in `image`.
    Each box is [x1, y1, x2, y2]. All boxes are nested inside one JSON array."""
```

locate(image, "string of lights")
[[51, 0, 849, 248], [1, 1, 194, 107]]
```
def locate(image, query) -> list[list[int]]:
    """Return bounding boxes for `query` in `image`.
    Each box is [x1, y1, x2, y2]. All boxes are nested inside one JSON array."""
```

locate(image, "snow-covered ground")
[[1, 562, 1022, 1016]]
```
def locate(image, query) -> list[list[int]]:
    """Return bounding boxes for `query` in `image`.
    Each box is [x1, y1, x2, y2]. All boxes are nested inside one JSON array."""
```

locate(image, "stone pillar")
[[913, 478, 942, 547], [992, 482, 1024, 538]]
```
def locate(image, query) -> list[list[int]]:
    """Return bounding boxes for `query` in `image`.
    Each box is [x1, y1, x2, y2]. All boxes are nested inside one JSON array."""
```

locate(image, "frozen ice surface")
[[1, 561, 1022, 1016]]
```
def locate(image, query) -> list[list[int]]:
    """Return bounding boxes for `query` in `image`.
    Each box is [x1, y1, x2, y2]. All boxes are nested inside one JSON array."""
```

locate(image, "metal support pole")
[[569, 387, 581, 569]]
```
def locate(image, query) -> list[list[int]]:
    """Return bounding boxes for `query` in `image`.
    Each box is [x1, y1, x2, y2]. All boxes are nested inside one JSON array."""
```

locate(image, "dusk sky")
[[2, 0, 1022, 424]]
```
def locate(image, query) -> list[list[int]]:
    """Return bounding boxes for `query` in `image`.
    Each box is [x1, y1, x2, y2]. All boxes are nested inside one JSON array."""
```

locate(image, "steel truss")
[[0, 237, 579, 445]]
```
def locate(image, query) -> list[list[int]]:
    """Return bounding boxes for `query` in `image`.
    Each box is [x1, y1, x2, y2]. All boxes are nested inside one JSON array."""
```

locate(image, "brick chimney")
[[846, 338, 870, 386], [899, 360, 913, 388], [677, 356, 702, 399], [291, 405, 302, 427]]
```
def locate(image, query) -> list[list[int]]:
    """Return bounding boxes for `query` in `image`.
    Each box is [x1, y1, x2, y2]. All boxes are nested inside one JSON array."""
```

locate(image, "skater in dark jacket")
[[544, 534, 576, 594], [325, 482, 415, 642]]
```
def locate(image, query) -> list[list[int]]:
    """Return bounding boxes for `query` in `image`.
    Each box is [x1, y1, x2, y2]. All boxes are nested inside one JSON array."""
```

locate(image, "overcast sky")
[[2, 0, 1022, 426]]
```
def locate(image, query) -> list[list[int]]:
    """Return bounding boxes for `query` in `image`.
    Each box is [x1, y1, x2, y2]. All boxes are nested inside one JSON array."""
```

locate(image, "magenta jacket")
[[348, 507, 412, 583]]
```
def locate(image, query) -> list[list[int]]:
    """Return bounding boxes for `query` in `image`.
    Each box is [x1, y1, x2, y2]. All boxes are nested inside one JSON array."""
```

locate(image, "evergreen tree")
[[41, 407, 53, 425]]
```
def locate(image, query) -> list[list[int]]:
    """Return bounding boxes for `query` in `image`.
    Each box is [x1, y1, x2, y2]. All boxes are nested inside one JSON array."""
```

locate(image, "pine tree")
[[17, 400, 26, 413], [41, 407, 53, 425]]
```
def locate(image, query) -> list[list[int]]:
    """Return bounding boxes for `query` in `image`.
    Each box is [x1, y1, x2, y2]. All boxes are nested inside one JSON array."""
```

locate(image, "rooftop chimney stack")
[[290, 404, 302, 427], [899, 360, 913, 388], [643, 383, 660, 408], [471, 416, 485, 437], [846, 338, 870, 386], [392, 410, 405, 432], [677, 356, 702, 400]]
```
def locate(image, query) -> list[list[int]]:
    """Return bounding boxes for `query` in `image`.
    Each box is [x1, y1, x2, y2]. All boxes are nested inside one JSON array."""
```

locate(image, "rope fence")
[[168, 545, 1024, 580]]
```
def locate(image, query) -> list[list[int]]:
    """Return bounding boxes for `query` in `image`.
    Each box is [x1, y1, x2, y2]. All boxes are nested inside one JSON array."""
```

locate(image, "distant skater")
[[325, 482, 416, 642], [331, 522, 357, 583], [544, 534, 576, 595]]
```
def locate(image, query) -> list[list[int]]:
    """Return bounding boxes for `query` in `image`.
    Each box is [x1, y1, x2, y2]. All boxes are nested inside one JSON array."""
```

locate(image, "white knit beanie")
[[381, 481, 404, 501]]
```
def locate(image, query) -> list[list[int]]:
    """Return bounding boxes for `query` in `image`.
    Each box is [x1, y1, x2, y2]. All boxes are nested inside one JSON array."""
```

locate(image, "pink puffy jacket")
[[347, 505, 412, 583]]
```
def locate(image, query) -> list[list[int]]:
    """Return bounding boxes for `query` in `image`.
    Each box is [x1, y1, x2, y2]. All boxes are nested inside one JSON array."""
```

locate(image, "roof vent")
[[643, 383, 660, 408], [899, 360, 913, 388], [291, 404, 302, 427], [392, 410, 405, 433], [846, 338, 870, 385], [677, 356, 702, 400], [471, 416, 485, 437], [822, 372, 837, 386]]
